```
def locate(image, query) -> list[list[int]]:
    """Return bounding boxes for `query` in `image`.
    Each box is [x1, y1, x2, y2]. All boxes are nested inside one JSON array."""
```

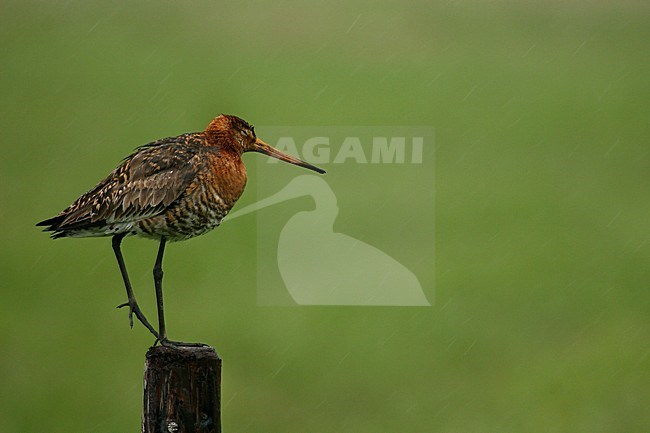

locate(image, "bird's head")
[[206, 114, 325, 174]]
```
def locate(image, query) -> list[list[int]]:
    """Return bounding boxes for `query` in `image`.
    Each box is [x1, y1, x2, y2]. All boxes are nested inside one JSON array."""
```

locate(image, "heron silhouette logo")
[[228, 175, 430, 305]]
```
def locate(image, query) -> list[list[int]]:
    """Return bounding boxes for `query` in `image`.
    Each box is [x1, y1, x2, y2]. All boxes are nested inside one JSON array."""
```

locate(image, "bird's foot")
[[116, 301, 159, 339], [116, 301, 137, 328], [156, 337, 210, 349]]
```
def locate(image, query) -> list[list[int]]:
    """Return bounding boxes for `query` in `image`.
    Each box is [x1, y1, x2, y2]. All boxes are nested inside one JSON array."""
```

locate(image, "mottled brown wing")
[[39, 134, 210, 233]]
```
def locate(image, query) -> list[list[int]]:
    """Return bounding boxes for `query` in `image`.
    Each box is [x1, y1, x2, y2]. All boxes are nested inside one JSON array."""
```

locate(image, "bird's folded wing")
[[53, 136, 207, 230]]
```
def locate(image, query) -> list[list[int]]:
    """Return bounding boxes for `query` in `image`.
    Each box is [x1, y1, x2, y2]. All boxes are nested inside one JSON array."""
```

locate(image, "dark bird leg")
[[153, 237, 168, 342], [153, 237, 207, 348], [112, 233, 159, 339]]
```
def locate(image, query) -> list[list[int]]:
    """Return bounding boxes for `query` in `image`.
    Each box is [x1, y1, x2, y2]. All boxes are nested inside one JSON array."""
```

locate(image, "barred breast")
[[135, 150, 247, 241]]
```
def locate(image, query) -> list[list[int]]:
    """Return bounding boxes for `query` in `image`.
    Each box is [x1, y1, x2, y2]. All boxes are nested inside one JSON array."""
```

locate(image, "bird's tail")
[[36, 215, 68, 238]]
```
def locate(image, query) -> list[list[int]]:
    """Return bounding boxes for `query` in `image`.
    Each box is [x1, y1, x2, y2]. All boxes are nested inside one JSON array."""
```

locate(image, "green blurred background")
[[1, 0, 649, 432]]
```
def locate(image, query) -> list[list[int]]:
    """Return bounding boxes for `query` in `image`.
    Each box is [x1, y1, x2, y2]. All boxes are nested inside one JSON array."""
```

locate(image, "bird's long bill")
[[254, 138, 326, 174]]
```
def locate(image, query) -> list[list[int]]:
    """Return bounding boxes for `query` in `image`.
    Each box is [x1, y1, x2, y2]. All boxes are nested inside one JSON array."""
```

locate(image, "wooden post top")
[[145, 345, 221, 362], [143, 344, 222, 433]]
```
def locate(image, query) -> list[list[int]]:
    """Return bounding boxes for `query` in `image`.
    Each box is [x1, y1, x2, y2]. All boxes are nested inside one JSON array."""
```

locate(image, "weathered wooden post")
[[142, 346, 221, 433]]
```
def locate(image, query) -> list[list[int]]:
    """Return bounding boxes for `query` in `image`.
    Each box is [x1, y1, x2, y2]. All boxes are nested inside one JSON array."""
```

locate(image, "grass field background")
[[0, 1, 648, 432]]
